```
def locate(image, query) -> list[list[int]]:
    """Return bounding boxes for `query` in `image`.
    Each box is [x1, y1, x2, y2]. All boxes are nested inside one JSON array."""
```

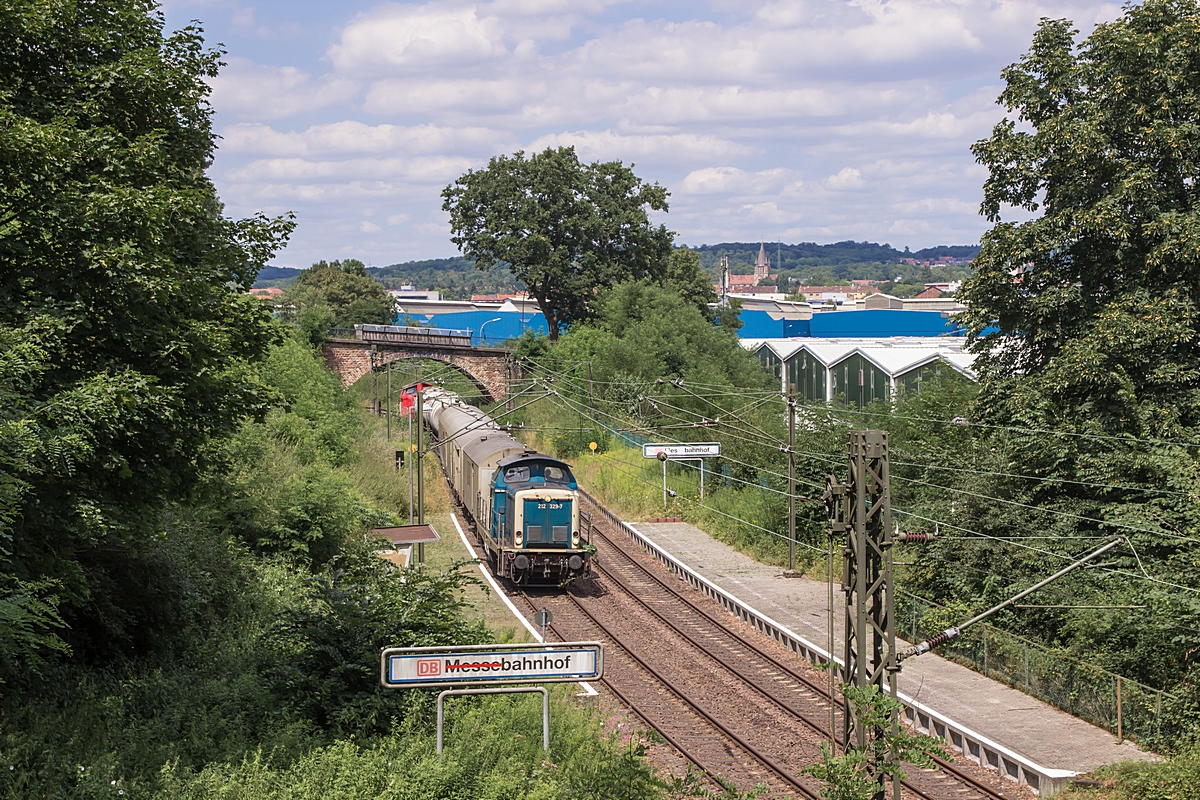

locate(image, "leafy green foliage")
[[0, 0, 293, 668], [803, 685, 946, 800], [664, 247, 718, 319], [284, 259, 396, 340], [443, 146, 673, 340], [943, 0, 1200, 719], [1060, 745, 1200, 800], [261, 542, 489, 739]]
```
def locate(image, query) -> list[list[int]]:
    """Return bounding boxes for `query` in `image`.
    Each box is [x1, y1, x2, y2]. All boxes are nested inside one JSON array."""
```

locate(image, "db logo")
[[417, 659, 442, 677]]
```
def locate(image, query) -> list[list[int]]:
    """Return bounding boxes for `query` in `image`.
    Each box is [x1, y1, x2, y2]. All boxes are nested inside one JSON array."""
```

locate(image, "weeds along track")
[[518, 497, 1022, 800]]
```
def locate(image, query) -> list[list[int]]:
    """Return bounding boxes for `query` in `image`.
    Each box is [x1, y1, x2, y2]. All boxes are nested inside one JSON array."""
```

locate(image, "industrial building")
[[388, 293, 966, 347], [747, 338, 976, 406]]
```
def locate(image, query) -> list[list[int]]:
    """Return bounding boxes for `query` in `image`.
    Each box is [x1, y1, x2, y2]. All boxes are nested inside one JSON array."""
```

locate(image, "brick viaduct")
[[321, 338, 516, 402]]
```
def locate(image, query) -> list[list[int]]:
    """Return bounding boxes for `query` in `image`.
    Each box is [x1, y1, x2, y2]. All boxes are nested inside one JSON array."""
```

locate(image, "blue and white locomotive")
[[422, 388, 592, 584]]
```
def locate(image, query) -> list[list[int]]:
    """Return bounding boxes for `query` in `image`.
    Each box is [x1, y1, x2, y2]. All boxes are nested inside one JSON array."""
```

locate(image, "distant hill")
[[369, 257, 521, 300], [689, 241, 978, 273], [254, 241, 980, 295], [688, 241, 978, 289]]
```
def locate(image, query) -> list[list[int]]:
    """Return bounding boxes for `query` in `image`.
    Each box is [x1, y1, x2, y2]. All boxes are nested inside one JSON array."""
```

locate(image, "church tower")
[[754, 242, 771, 280]]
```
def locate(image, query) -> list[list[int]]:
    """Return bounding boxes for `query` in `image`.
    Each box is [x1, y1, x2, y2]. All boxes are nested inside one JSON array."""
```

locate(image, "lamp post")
[[478, 317, 502, 346]]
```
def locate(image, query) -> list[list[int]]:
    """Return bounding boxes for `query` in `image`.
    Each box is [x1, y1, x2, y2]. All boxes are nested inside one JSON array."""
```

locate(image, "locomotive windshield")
[[503, 461, 574, 486]]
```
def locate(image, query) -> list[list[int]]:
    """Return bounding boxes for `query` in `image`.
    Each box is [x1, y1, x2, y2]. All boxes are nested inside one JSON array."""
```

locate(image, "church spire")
[[754, 242, 770, 278]]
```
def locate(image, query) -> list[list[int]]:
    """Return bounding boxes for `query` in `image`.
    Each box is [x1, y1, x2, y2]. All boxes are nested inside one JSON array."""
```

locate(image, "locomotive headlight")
[[515, 529, 523, 547], [571, 529, 580, 546]]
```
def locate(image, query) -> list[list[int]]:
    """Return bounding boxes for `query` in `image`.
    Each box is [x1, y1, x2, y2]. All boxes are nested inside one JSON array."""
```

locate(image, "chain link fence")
[[898, 591, 1172, 744]]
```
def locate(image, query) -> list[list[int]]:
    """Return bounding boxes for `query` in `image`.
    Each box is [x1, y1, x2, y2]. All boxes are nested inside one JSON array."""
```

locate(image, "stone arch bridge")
[[321, 336, 516, 402]]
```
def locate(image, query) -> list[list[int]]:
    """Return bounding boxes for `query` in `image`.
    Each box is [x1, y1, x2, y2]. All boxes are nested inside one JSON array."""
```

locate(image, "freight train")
[[420, 387, 592, 585]]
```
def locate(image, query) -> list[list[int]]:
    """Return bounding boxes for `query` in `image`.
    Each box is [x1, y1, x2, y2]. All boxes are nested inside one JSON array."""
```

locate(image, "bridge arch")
[[321, 339, 512, 402]]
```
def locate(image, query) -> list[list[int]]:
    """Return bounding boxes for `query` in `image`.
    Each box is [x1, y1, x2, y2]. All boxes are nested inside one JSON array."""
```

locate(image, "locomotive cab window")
[[544, 465, 569, 484], [504, 466, 531, 482]]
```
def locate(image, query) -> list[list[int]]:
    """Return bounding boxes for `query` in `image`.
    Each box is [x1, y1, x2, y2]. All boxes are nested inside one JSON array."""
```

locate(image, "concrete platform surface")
[[637, 521, 1153, 774]]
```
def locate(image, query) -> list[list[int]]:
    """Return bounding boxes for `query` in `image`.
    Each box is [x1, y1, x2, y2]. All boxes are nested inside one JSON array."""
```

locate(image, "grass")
[[566, 443, 825, 572], [1057, 746, 1200, 800]]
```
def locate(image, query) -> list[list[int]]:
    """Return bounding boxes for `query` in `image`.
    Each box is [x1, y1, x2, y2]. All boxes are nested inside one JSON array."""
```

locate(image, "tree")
[[442, 147, 672, 341], [963, 1, 1200, 442], [803, 685, 945, 800], [665, 246, 718, 319], [950, 0, 1200, 694], [0, 0, 293, 667], [285, 259, 395, 339]]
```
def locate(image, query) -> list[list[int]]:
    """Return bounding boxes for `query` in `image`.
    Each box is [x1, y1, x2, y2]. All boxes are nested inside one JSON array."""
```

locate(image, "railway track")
[[510, 498, 1023, 800], [520, 589, 822, 798]]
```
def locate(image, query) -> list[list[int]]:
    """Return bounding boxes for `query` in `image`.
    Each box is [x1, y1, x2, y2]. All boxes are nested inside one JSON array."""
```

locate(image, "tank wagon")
[[421, 388, 591, 585]]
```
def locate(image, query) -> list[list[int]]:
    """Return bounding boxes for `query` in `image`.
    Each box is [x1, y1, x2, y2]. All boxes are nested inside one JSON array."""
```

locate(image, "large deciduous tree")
[[951, 0, 1200, 690], [0, 0, 292, 668], [284, 259, 396, 342], [963, 0, 1200, 442], [442, 147, 672, 340]]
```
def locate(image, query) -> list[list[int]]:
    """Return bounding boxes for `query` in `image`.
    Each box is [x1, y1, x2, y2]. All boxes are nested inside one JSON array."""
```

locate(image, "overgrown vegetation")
[[803, 685, 946, 800], [0, 4, 686, 798]]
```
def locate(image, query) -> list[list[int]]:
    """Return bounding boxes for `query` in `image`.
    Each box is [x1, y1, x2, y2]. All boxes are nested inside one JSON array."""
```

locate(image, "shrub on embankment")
[[1, 332, 684, 799]]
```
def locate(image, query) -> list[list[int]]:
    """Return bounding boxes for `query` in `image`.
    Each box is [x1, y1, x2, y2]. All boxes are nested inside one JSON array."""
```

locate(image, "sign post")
[[642, 442, 721, 506], [380, 641, 604, 755], [534, 608, 553, 643]]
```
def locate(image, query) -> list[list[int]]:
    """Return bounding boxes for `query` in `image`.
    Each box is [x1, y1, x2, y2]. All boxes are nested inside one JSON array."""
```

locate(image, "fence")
[[897, 591, 1172, 744]]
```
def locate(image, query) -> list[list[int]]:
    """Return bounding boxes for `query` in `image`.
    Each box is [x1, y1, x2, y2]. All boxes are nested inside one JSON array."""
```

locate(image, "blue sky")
[[161, 1, 1123, 268]]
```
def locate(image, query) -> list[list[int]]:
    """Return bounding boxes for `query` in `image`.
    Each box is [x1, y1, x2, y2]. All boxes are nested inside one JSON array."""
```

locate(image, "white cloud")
[[528, 129, 755, 163], [330, 4, 507, 73], [208, 58, 355, 121], [202, 0, 1129, 264], [824, 167, 864, 190], [220, 121, 499, 156]]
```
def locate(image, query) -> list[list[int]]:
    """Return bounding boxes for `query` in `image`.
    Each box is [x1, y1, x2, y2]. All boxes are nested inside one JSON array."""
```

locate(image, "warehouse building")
[[747, 338, 976, 406]]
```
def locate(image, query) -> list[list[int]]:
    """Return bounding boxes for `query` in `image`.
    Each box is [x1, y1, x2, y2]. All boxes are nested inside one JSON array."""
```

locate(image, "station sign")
[[642, 442, 721, 459], [381, 642, 603, 688]]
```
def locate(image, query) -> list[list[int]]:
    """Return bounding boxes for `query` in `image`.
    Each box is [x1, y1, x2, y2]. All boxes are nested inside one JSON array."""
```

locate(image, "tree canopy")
[[963, 0, 1200, 439], [442, 146, 673, 340], [285, 259, 396, 342], [946, 0, 1200, 702], [0, 0, 292, 669]]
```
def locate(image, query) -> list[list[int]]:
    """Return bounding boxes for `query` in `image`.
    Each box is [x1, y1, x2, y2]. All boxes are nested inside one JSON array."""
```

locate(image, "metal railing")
[[897, 591, 1173, 745], [327, 324, 474, 348]]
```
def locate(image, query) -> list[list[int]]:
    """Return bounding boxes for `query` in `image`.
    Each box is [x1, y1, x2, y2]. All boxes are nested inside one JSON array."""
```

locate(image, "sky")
[[160, 0, 1124, 267]]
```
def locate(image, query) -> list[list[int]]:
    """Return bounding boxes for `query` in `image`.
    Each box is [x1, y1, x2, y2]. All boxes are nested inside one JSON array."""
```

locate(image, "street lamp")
[[478, 317, 502, 346]]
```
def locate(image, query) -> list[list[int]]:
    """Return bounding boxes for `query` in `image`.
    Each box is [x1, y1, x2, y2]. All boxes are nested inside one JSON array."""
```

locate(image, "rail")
[[519, 590, 820, 798], [579, 487, 1077, 797], [582, 518, 1011, 800]]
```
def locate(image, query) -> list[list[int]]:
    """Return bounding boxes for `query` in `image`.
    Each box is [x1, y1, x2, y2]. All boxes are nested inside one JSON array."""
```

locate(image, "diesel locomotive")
[[420, 388, 592, 585]]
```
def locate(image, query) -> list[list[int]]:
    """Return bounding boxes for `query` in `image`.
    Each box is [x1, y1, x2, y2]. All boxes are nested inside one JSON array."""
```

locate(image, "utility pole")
[[785, 386, 798, 576], [826, 430, 896, 800], [408, 402, 414, 525], [506, 359, 514, 412], [416, 388, 425, 528], [371, 346, 379, 416], [386, 361, 391, 440]]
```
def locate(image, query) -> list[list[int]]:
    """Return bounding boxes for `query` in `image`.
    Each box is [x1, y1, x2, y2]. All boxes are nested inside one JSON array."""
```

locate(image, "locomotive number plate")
[[536, 502, 564, 509]]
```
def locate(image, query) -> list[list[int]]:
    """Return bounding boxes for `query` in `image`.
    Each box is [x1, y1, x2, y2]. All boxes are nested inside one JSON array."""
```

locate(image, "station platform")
[[634, 520, 1153, 781]]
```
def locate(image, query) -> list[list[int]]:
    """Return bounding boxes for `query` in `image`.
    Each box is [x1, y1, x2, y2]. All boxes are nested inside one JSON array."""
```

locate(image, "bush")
[[260, 542, 488, 738]]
